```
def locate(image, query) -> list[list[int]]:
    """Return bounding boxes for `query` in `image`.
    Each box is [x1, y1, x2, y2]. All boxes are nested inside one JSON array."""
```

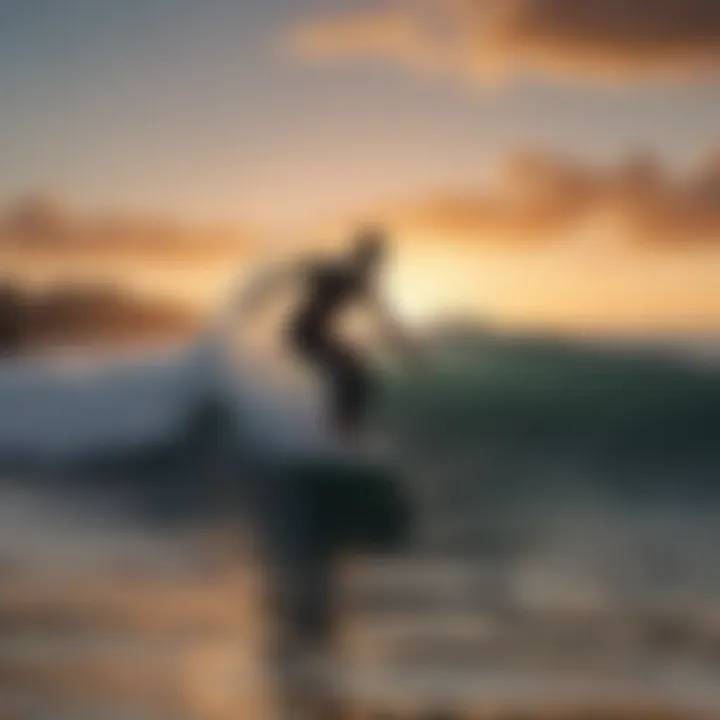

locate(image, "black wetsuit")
[[287, 261, 374, 437]]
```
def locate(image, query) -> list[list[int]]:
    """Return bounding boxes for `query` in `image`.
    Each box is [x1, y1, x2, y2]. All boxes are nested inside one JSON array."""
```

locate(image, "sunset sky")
[[2, 0, 720, 330]]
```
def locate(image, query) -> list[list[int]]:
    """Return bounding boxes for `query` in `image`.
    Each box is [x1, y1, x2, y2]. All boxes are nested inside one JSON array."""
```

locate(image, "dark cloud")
[[291, 0, 720, 82]]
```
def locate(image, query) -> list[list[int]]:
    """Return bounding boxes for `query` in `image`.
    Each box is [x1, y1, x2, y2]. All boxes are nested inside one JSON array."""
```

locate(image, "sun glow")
[[386, 240, 496, 325]]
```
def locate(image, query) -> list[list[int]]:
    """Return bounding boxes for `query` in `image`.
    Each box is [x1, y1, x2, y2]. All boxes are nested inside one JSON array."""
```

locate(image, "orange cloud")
[[369, 148, 720, 246], [291, 0, 720, 82], [0, 195, 254, 263]]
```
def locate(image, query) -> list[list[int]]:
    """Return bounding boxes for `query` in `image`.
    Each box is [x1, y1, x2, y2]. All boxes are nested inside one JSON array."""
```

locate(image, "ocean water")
[[0, 328, 719, 718]]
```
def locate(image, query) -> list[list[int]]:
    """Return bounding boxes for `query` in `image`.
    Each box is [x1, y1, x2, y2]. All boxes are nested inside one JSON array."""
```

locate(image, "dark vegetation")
[[0, 277, 198, 355]]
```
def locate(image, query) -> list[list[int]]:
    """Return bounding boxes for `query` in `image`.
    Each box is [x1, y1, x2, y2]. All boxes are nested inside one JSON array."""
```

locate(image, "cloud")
[[370, 148, 720, 246], [0, 195, 253, 263], [291, 0, 720, 82]]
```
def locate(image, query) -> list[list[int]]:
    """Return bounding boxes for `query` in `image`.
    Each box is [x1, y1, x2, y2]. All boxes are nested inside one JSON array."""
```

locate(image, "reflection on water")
[[0, 532, 272, 719], [1, 504, 719, 719]]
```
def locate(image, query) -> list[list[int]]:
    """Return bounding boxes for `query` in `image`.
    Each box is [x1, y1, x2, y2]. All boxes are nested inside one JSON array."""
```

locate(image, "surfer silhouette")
[[236, 227, 405, 444], [216, 228, 413, 719]]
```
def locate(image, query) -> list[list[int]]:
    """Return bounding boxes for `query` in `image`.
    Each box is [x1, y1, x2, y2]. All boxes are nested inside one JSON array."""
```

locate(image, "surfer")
[[223, 227, 413, 719], [235, 227, 407, 444]]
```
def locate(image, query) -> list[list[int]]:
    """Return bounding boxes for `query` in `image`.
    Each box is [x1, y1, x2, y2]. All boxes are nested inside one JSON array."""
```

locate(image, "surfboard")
[[271, 452, 412, 556]]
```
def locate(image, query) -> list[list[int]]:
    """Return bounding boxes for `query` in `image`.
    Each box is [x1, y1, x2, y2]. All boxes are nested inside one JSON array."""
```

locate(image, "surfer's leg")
[[293, 328, 374, 442], [320, 342, 374, 440]]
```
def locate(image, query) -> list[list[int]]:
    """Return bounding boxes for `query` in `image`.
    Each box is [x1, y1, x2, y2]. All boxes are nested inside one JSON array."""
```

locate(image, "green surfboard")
[[280, 455, 413, 555]]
